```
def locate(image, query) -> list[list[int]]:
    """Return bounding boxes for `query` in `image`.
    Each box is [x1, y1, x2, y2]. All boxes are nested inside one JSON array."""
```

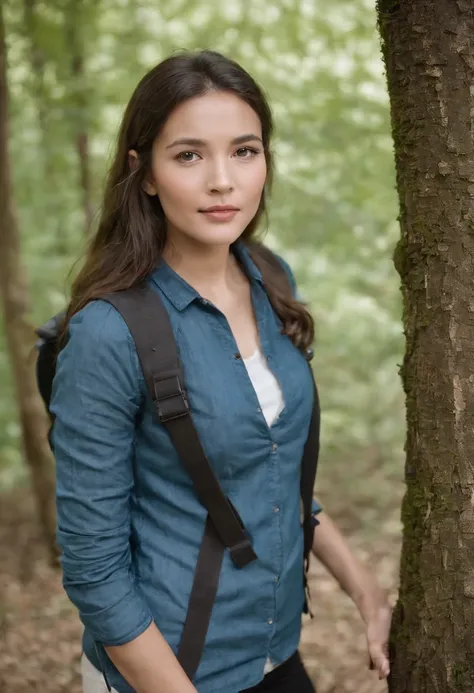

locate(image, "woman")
[[51, 50, 391, 693]]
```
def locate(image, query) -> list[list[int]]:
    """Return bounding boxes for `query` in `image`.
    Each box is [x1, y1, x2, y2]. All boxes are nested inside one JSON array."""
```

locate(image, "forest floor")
[[0, 487, 401, 693]]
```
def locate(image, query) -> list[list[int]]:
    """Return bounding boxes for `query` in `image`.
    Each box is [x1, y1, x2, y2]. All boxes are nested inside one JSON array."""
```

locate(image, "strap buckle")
[[154, 375, 189, 422]]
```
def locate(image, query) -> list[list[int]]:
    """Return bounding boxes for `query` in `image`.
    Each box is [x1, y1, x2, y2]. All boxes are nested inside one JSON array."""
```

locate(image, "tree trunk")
[[67, 1, 94, 235], [23, 0, 49, 162], [377, 2, 474, 692], [23, 0, 70, 254], [0, 7, 57, 564], [23, 0, 58, 183]]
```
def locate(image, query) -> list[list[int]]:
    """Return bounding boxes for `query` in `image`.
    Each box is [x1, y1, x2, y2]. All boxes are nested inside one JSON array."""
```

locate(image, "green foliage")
[[1, 0, 404, 524]]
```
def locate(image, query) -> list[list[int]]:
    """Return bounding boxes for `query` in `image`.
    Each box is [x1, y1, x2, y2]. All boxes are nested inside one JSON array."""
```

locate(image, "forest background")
[[1, 1, 402, 692]]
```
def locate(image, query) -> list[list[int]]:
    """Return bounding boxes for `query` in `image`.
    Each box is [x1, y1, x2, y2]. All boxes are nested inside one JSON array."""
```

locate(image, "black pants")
[[240, 652, 315, 693]]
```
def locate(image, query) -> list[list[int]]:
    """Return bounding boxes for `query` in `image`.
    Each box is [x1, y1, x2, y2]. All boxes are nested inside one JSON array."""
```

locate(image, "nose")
[[207, 158, 234, 194]]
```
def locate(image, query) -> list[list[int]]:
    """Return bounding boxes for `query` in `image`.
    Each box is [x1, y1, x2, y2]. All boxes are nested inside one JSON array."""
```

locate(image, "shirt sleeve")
[[50, 300, 153, 646]]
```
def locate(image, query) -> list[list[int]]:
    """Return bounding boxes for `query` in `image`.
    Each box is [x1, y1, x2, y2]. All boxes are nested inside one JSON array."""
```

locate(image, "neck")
[[162, 234, 241, 298]]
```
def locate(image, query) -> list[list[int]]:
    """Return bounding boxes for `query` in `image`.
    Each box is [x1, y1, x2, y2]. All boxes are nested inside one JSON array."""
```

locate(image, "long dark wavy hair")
[[64, 50, 314, 349]]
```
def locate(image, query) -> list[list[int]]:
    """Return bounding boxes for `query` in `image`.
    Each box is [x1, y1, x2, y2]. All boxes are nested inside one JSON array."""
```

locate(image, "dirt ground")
[[0, 490, 401, 693]]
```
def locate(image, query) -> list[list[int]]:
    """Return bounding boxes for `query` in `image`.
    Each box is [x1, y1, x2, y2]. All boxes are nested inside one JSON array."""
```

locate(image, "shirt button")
[[267, 618, 274, 625], [257, 407, 262, 413], [272, 443, 278, 452], [273, 506, 280, 513], [274, 575, 279, 582]]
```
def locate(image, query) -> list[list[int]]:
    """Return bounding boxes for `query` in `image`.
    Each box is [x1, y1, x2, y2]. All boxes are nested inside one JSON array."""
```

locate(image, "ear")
[[128, 149, 139, 171], [128, 149, 158, 196]]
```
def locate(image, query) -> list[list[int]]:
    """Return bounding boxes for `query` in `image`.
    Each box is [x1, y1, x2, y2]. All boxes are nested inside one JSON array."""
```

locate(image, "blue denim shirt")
[[51, 242, 321, 693]]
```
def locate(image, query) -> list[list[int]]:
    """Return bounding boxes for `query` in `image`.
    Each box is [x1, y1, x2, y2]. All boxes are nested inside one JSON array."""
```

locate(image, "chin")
[[192, 223, 245, 247]]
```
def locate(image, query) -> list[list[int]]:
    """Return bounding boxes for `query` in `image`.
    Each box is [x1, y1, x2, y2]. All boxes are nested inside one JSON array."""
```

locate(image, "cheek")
[[249, 157, 267, 187], [153, 166, 196, 214], [243, 160, 267, 203]]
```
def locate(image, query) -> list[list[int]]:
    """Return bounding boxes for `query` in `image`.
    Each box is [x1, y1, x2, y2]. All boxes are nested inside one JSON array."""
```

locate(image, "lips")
[[199, 206, 240, 223], [200, 206, 239, 213]]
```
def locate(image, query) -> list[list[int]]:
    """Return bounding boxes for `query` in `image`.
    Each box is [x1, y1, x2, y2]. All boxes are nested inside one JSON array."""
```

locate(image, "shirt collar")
[[149, 240, 264, 312]]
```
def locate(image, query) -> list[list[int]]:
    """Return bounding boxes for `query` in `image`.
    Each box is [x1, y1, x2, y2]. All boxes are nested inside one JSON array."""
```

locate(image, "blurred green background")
[[2, 0, 404, 531]]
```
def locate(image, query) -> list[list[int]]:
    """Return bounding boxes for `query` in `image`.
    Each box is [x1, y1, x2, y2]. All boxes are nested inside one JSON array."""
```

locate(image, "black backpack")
[[35, 245, 320, 688]]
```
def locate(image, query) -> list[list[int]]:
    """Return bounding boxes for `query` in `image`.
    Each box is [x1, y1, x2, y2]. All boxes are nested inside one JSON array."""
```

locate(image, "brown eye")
[[177, 151, 198, 162]]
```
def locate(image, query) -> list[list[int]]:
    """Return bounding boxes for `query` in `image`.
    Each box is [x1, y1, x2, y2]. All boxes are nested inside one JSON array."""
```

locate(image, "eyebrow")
[[166, 133, 263, 149]]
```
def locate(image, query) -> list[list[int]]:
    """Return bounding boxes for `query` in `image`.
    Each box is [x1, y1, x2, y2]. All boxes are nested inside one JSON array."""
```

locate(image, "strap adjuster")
[[154, 375, 189, 422], [229, 538, 257, 568]]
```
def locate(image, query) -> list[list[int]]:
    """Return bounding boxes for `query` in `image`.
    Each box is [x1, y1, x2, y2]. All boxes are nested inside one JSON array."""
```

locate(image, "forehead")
[[159, 91, 262, 142]]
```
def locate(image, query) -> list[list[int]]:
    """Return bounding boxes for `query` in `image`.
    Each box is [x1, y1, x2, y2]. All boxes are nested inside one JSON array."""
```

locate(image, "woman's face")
[[141, 91, 267, 248]]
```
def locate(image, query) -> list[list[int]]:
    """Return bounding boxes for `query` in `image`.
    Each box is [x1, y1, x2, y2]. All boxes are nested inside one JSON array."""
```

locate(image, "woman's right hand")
[[366, 599, 392, 679]]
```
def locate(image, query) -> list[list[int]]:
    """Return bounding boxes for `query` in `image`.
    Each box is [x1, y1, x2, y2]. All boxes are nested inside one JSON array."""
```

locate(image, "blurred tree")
[[21, 0, 72, 254], [66, 0, 93, 234], [0, 5, 57, 562], [65, 0, 101, 235], [23, 0, 50, 178], [378, 1, 474, 691]]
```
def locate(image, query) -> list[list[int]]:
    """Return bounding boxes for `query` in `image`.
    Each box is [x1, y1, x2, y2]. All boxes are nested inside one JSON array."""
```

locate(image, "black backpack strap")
[[301, 374, 320, 617], [177, 515, 224, 676], [35, 311, 66, 410], [101, 285, 257, 680]]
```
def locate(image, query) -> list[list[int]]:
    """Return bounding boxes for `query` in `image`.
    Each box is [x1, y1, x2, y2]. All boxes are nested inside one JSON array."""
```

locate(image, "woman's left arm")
[[311, 511, 391, 680]]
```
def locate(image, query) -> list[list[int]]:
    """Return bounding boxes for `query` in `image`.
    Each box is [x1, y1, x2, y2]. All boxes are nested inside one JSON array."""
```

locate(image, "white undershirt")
[[243, 348, 285, 429], [81, 350, 286, 691]]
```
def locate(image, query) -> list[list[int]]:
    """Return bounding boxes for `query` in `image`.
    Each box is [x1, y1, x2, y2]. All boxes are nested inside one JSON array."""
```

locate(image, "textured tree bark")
[[0, 8, 57, 564], [377, 1, 474, 691]]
